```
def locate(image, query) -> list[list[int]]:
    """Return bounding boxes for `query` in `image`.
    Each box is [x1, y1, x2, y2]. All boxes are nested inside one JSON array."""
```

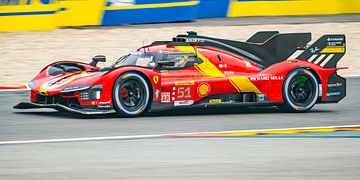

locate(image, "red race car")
[[14, 31, 346, 117]]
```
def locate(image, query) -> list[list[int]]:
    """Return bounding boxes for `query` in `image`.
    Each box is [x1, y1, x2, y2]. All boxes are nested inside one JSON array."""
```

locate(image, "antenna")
[[191, 44, 198, 58], [142, 40, 148, 54]]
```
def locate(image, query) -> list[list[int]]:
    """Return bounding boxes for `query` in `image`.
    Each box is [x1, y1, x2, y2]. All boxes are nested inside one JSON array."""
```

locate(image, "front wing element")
[[14, 102, 116, 115]]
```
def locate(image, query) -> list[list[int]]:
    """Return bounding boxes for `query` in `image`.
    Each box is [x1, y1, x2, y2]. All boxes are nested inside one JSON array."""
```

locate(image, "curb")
[[164, 125, 360, 137]]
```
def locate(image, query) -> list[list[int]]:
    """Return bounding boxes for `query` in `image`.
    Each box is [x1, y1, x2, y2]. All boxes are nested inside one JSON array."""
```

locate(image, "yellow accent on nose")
[[39, 87, 48, 96]]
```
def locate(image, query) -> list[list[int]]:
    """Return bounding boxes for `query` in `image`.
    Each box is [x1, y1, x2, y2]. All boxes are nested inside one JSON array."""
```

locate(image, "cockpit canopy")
[[113, 51, 202, 69]]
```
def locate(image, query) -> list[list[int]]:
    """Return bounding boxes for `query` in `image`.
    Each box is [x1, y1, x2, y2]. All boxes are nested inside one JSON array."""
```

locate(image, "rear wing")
[[297, 34, 346, 68]]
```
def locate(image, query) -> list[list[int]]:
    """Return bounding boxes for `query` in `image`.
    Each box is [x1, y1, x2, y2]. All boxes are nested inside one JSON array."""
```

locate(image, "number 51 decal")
[[177, 87, 191, 98]]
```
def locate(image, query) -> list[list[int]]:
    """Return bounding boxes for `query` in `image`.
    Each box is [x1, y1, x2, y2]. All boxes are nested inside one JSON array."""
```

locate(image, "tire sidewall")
[[283, 68, 319, 112], [113, 72, 150, 117]]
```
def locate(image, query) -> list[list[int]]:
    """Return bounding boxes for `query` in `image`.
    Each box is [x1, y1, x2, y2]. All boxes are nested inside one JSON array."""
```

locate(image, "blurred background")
[[0, 0, 359, 86]]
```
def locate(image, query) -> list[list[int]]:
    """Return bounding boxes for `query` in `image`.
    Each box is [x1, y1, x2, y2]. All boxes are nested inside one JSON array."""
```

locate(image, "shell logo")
[[198, 83, 210, 96]]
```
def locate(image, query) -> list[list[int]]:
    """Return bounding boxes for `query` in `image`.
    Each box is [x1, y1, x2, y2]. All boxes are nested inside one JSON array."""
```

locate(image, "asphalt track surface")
[[1, 15, 360, 179], [0, 77, 358, 179]]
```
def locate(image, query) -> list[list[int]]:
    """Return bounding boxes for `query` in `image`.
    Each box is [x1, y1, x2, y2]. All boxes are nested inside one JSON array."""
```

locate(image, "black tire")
[[278, 68, 319, 112], [112, 72, 151, 117]]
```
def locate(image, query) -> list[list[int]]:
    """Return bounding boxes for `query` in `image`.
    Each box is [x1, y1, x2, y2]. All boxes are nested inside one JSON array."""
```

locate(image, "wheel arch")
[[299, 66, 323, 100], [279, 67, 320, 112], [111, 70, 154, 112]]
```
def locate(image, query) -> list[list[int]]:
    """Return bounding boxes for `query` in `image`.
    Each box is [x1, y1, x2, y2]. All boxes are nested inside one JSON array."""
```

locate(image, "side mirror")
[[154, 60, 175, 70], [90, 55, 106, 67]]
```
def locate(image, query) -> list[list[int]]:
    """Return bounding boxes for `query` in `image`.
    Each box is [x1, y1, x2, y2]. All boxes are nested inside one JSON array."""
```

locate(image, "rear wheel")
[[113, 72, 150, 117], [278, 68, 319, 112]]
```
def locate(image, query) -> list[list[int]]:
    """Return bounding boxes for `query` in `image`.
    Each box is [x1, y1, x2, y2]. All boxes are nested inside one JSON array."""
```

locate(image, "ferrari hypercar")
[[14, 31, 346, 117]]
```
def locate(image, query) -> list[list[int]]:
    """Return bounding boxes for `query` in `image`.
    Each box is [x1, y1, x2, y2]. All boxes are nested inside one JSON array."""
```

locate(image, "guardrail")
[[0, 0, 359, 32]]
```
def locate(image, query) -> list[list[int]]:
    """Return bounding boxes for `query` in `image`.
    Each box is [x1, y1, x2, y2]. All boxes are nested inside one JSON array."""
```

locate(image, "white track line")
[[0, 124, 359, 145], [344, 74, 360, 78], [0, 134, 164, 145]]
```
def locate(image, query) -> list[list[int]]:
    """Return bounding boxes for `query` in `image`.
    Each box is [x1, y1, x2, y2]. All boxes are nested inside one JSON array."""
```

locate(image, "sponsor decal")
[[310, 47, 320, 53], [327, 37, 344, 42], [197, 82, 210, 96], [97, 101, 112, 108], [185, 38, 205, 43], [161, 92, 171, 103], [224, 71, 235, 76], [98, 105, 112, 109], [174, 100, 194, 106], [325, 37, 345, 48], [244, 61, 252, 68], [219, 64, 228, 69], [250, 76, 284, 81], [328, 82, 343, 88], [175, 80, 195, 86], [98, 101, 111, 105], [209, 99, 222, 104], [153, 76, 159, 84], [155, 89, 160, 99], [327, 92, 341, 96]]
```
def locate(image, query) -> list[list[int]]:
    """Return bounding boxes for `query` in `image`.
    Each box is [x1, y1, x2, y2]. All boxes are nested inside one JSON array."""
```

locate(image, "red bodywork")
[[19, 31, 346, 114], [27, 44, 340, 112]]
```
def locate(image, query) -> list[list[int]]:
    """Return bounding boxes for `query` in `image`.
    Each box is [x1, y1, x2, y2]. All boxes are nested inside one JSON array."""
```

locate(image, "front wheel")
[[113, 72, 151, 117], [277, 68, 319, 112]]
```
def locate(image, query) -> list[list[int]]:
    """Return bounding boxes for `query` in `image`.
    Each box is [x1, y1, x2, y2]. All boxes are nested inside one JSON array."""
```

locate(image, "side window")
[[161, 53, 202, 70]]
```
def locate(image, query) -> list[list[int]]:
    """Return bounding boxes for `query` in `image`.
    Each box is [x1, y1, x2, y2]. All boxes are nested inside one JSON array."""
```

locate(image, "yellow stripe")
[[104, 1, 199, 10], [321, 46, 345, 53], [174, 46, 262, 93], [175, 46, 225, 78], [229, 76, 260, 93]]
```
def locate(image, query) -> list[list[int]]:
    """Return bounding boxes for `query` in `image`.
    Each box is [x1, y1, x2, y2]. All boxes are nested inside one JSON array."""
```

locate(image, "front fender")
[[96, 66, 160, 105]]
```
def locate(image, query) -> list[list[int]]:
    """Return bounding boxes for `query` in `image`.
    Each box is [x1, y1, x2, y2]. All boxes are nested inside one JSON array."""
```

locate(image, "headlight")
[[80, 85, 103, 101], [60, 84, 91, 93], [27, 81, 36, 89]]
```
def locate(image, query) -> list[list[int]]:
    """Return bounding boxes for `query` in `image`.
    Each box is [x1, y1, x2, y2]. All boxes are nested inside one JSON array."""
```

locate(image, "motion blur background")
[[0, 0, 360, 86], [0, 0, 359, 31]]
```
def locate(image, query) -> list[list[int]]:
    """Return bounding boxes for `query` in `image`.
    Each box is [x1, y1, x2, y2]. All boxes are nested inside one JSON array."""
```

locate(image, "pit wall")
[[0, 0, 359, 32]]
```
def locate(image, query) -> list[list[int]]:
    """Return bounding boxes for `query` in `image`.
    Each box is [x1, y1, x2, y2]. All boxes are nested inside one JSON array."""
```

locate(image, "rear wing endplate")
[[297, 34, 346, 68]]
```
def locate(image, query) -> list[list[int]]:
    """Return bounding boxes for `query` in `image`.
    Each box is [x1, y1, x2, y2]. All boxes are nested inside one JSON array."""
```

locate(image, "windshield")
[[112, 51, 199, 69], [113, 52, 156, 68]]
